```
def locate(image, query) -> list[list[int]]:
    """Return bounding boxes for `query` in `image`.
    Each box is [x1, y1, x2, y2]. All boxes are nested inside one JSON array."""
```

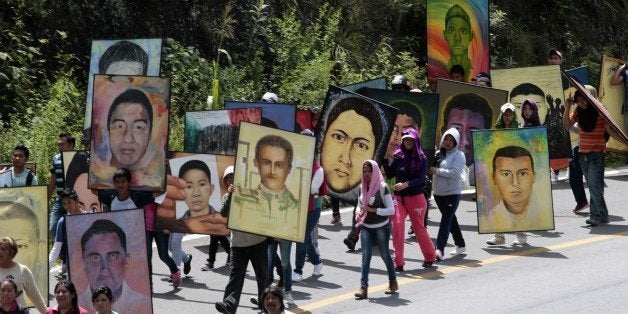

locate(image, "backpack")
[[25, 169, 34, 186]]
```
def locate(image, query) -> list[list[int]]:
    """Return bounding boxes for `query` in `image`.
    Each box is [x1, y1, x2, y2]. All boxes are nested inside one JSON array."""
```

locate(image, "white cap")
[[501, 103, 516, 113], [222, 165, 234, 180], [261, 92, 278, 103]]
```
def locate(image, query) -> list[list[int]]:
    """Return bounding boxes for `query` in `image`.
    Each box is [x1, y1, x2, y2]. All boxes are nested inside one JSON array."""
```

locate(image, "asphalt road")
[[49, 167, 628, 313]]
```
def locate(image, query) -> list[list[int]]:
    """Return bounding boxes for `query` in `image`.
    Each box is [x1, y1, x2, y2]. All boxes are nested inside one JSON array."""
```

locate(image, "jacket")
[[432, 128, 466, 196]]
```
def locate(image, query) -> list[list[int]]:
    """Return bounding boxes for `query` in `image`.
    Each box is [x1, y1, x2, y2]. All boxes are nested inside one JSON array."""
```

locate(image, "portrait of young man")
[[230, 123, 315, 242], [89, 75, 170, 191], [473, 128, 555, 233]]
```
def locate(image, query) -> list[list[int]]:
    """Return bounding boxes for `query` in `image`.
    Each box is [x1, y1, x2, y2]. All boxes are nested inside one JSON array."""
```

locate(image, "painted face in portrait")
[[493, 156, 536, 214], [74, 173, 101, 213], [82, 232, 129, 292], [0, 219, 39, 268], [321, 110, 376, 193], [445, 108, 485, 165], [444, 17, 473, 58], [183, 169, 214, 217], [108, 102, 151, 168], [387, 114, 419, 158], [254, 146, 292, 192]]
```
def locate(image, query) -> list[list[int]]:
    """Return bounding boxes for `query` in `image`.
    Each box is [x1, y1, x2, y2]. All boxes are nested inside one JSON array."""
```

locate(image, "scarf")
[[356, 160, 386, 227]]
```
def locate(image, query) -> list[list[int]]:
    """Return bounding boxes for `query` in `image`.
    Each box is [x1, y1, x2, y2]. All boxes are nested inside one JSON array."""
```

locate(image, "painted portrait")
[[89, 75, 170, 191], [62, 151, 102, 213], [341, 77, 387, 93], [491, 65, 572, 160], [358, 88, 440, 166], [436, 79, 508, 166], [598, 56, 628, 153], [473, 128, 554, 233], [167, 154, 228, 235], [83, 38, 163, 142], [0, 186, 48, 308], [225, 101, 296, 132], [66, 209, 151, 314], [230, 122, 314, 242], [315, 86, 396, 203], [184, 108, 262, 154], [427, 0, 489, 83]]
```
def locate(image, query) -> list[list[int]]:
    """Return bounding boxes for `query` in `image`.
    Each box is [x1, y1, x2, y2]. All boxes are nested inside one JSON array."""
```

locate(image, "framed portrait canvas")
[[66, 209, 152, 314], [598, 56, 628, 153], [89, 75, 170, 191], [230, 122, 314, 242], [473, 127, 555, 233], [225, 101, 296, 132], [62, 151, 102, 213], [184, 108, 262, 154], [0, 186, 48, 308]]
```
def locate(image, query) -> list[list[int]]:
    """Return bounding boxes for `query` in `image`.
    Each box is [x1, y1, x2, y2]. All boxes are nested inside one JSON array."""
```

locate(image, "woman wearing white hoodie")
[[429, 128, 467, 259]]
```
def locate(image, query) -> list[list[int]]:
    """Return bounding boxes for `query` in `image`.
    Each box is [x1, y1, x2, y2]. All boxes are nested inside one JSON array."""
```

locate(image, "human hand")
[[393, 182, 407, 191], [156, 174, 187, 212]]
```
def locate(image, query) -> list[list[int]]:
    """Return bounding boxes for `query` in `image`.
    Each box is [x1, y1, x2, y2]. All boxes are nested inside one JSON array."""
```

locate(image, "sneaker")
[[513, 233, 527, 245], [201, 262, 214, 271], [343, 238, 356, 251], [486, 234, 505, 245], [395, 265, 404, 272], [422, 261, 434, 267], [586, 218, 600, 226], [330, 214, 341, 224], [170, 269, 182, 288], [450, 246, 466, 256], [292, 272, 303, 282], [215, 301, 234, 314], [435, 249, 443, 261], [250, 297, 259, 306], [312, 263, 323, 276], [284, 291, 295, 305], [573, 202, 589, 212], [183, 254, 192, 275], [408, 226, 414, 235], [225, 254, 231, 266], [551, 170, 558, 183]]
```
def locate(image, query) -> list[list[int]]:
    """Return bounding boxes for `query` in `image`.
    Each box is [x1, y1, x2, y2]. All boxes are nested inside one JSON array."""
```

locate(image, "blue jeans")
[[434, 194, 465, 252], [569, 146, 588, 205], [48, 198, 65, 238], [267, 239, 293, 292], [295, 206, 321, 274], [360, 222, 396, 288], [168, 232, 187, 266], [579, 152, 608, 221]]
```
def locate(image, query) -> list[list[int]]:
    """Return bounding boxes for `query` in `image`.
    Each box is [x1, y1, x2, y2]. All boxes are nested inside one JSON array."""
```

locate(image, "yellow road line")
[[295, 231, 628, 312]]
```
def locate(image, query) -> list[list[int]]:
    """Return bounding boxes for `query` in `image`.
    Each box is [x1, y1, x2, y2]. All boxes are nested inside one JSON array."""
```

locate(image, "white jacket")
[[433, 128, 466, 196]]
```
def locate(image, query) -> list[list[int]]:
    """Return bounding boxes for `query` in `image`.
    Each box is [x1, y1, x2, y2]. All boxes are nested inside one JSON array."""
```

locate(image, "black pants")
[[146, 230, 178, 285], [221, 240, 269, 311], [208, 235, 231, 263]]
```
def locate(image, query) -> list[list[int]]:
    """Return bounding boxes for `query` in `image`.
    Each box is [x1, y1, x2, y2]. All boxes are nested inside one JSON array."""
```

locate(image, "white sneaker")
[[312, 263, 323, 276], [284, 291, 295, 305], [551, 170, 558, 183], [435, 249, 444, 261], [291, 272, 303, 282], [486, 234, 505, 245], [513, 233, 527, 245], [450, 246, 466, 256]]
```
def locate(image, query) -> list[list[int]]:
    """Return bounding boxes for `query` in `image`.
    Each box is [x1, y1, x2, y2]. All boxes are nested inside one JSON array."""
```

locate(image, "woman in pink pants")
[[383, 128, 436, 271]]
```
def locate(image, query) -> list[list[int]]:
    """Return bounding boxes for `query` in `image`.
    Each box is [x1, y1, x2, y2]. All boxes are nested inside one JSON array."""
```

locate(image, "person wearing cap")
[[475, 76, 492, 87], [391, 75, 411, 91], [548, 49, 563, 65], [201, 166, 234, 270], [486, 103, 528, 246]]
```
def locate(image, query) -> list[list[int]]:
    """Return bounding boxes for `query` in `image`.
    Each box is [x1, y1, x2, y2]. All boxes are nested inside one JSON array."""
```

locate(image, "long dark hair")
[[54, 280, 79, 311], [574, 90, 599, 132]]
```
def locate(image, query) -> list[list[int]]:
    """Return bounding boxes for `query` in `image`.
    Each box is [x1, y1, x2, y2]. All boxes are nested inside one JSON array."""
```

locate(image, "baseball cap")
[[501, 103, 516, 113], [261, 92, 278, 103], [549, 49, 562, 59], [223, 165, 234, 180]]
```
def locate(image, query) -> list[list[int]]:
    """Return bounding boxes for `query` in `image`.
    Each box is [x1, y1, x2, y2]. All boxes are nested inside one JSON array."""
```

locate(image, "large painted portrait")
[[66, 209, 152, 314], [427, 0, 489, 83], [83, 38, 163, 142], [156, 153, 234, 235], [0, 186, 48, 308], [62, 151, 102, 213], [89, 75, 170, 191], [230, 122, 314, 242], [473, 128, 554, 233], [225, 101, 296, 132], [598, 56, 628, 153], [184, 108, 262, 154], [358, 88, 440, 166], [436, 79, 508, 166], [491, 65, 572, 160], [341, 77, 387, 93], [316, 86, 397, 203]]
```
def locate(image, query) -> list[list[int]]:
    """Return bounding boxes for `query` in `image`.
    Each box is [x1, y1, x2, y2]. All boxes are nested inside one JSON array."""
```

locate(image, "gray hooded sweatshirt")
[[433, 128, 466, 196]]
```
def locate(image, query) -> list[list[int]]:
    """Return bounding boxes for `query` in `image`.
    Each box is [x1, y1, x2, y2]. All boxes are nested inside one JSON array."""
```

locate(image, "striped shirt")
[[571, 112, 607, 153], [50, 153, 65, 196]]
